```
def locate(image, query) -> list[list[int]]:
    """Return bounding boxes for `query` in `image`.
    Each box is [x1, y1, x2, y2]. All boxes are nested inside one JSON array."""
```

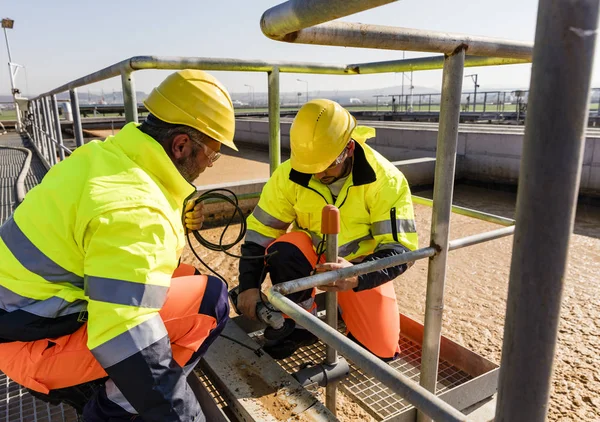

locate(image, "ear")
[[347, 140, 356, 157], [171, 134, 192, 160]]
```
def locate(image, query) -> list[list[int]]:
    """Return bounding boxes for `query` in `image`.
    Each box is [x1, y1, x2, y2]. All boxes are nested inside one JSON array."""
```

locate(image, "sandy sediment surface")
[[180, 184, 600, 421]]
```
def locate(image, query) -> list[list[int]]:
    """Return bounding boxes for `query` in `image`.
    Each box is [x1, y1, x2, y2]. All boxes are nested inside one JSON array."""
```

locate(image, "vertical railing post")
[[70, 89, 84, 147], [268, 67, 281, 174], [483, 92, 487, 113], [121, 71, 138, 124], [429, 94, 432, 112], [496, 0, 599, 421], [30, 101, 38, 149], [43, 96, 57, 166], [51, 95, 66, 161], [417, 47, 465, 422], [37, 99, 49, 161], [322, 205, 340, 416]]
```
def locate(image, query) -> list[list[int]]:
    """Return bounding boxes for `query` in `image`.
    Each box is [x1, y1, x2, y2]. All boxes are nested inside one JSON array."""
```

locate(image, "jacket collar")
[[111, 123, 195, 205], [289, 142, 377, 187]]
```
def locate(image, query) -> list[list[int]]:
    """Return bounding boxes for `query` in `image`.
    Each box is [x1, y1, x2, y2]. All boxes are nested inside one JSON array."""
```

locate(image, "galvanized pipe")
[[412, 195, 515, 226], [273, 246, 436, 296], [35, 100, 49, 161], [70, 89, 84, 148], [268, 67, 281, 174], [121, 71, 138, 124], [283, 22, 533, 59], [260, 0, 396, 40], [418, 48, 465, 422], [29, 101, 40, 151], [43, 97, 57, 166], [39, 59, 133, 98], [266, 292, 468, 422], [51, 95, 66, 161], [448, 226, 515, 251], [129, 56, 351, 75], [495, 0, 599, 421]]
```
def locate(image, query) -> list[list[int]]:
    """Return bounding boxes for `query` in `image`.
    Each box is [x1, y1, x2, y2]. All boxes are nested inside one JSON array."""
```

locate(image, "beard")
[[317, 157, 352, 185], [174, 147, 203, 183]]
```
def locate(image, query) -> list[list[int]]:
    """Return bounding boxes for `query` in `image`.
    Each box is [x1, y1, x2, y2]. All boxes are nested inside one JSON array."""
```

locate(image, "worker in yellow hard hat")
[[237, 99, 418, 361], [0, 70, 236, 421]]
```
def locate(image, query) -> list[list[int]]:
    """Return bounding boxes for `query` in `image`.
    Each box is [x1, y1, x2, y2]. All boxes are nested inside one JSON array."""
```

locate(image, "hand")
[[315, 257, 359, 292], [237, 288, 261, 320], [184, 199, 204, 232]]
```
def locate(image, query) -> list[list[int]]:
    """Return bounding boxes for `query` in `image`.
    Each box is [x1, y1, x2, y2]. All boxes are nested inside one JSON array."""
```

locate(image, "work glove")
[[184, 199, 204, 232]]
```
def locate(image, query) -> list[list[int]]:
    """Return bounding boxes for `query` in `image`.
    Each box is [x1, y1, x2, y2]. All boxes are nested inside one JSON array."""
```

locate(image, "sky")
[[0, 0, 595, 99]]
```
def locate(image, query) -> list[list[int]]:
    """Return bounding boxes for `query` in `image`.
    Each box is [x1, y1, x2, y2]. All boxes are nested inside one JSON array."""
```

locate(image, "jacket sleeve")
[[239, 169, 295, 292], [83, 207, 203, 422], [358, 169, 418, 291]]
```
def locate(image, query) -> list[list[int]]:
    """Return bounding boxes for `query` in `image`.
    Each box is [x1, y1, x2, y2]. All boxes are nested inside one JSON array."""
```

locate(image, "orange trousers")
[[0, 264, 223, 394], [267, 232, 401, 359]]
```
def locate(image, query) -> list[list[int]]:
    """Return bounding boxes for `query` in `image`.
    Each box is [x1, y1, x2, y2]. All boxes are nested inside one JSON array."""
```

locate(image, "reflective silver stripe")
[[245, 229, 276, 248], [0, 283, 87, 317], [375, 243, 411, 254], [0, 216, 84, 288], [252, 205, 290, 230], [339, 234, 374, 257], [371, 219, 417, 236], [105, 380, 137, 414], [85, 276, 168, 308], [91, 314, 167, 368]]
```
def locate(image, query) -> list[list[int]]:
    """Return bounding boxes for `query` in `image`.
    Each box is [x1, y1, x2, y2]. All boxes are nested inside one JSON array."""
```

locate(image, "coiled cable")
[[184, 188, 277, 289]]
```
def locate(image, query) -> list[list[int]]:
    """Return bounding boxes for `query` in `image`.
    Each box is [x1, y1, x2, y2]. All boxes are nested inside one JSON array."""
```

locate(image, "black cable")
[[184, 188, 278, 289]]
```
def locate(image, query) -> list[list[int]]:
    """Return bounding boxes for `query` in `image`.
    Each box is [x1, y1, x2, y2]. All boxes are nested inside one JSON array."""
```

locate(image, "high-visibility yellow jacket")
[[239, 141, 418, 291], [0, 123, 200, 421]]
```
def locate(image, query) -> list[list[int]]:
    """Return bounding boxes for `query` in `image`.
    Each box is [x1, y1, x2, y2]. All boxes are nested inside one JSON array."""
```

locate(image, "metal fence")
[[20, 0, 598, 420]]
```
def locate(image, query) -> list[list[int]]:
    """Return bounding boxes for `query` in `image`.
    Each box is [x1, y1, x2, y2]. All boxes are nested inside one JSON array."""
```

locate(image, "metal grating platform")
[[0, 132, 70, 422], [275, 333, 473, 421], [0, 372, 80, 422]]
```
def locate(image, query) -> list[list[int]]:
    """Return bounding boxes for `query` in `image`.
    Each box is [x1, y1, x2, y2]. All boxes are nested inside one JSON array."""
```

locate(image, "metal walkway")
[[0, 132, 78, 422]]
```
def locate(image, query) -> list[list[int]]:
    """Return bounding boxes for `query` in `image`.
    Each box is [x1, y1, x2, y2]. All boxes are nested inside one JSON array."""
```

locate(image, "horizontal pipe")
[[412, 195, 515, 226], [285, 22, 533, 59], [36, 59, 134, 99], [449, 226, 515, 251], [34, 53, 530, 102], [267, 291, 467, 422], [261, 0, 397, 40], [129, 56, 351, 75], [350, 55, 530, 74], [273, 247, 436, 295]]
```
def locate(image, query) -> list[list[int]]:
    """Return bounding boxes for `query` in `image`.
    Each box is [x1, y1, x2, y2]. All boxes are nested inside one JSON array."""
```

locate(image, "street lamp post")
[[2, 18, 22, 131], [244, 84, 254, 108], [465, 74, 480, 112], [297, 79, 308, 103]]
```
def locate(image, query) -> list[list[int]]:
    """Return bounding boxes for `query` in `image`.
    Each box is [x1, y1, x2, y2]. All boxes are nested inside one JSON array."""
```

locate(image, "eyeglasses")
[[191, 136, 221, 163], [323, 143, 351, 171]]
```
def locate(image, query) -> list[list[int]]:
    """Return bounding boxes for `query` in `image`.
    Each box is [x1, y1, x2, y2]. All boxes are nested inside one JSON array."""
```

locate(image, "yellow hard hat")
[[143, 69, 237, 151], [290, 99, 356, 174]]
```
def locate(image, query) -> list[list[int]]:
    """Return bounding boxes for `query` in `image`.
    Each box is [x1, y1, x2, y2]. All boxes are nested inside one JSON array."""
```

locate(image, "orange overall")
[[267, 232, 400, 359], [0, 264, 227, 394]]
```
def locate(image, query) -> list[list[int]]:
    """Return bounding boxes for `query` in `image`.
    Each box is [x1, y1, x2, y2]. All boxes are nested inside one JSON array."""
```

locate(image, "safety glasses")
[[191, 136, 221, 163], [323, 142, 351, 171]]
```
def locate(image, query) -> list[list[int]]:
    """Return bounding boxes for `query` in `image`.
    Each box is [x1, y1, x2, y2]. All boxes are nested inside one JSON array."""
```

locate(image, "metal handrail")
[[19, 0, 591, 419], [261, 0, 533, 59]]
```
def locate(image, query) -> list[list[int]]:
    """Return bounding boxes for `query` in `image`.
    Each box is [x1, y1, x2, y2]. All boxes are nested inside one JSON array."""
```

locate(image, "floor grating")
[[0, 133, 72, 422], [271, 332, 473, 421]]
